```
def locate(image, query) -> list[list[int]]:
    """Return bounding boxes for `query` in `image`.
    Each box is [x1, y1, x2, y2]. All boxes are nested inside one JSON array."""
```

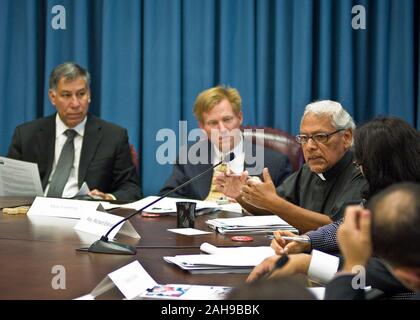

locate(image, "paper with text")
[[0, 156, 43, 196], [84, 261, 157, 300], [27, 197, 99, 219], [74, 210, 140, 239]]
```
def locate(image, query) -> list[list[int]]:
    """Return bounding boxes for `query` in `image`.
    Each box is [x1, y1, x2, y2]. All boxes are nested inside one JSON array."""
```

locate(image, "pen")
[[265, 235, 311, 243], [265, 254, 290, 279]]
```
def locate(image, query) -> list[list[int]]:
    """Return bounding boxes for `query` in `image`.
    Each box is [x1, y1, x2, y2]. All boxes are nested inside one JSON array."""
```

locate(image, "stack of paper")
[[206, 215, 298, 234], [120, 196, 243, 215], [163, 242, 275, 274]]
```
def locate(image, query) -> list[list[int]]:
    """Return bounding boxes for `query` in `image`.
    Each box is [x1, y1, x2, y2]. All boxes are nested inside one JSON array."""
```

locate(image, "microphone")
[[83, 152, 236, 255]]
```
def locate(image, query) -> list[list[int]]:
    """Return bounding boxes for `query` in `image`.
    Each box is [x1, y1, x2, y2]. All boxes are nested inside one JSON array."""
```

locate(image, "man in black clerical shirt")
[[217, 100, 367, 233]]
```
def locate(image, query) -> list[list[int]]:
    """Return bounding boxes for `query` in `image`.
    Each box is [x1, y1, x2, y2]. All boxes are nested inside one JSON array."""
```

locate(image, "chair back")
[[129, 144, 140, 174], [242, 126, 304, 172]]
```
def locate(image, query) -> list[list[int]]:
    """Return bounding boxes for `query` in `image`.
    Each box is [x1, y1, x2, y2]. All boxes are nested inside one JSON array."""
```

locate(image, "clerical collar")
[[317, 173, 326, 181], [318, 151, 353, 181]]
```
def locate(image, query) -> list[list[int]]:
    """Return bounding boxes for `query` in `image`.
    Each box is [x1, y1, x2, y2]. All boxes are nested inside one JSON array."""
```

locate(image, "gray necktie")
[[47, 129, 77, 198]]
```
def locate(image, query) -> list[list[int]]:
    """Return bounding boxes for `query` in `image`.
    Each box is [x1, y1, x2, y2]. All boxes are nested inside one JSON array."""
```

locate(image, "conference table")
[[0, 197, 271, 300]]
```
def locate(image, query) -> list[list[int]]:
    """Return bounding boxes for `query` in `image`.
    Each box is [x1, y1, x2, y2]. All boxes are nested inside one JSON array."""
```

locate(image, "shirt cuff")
[[106, 193, 116, 200], [308, 250, 340, 285]]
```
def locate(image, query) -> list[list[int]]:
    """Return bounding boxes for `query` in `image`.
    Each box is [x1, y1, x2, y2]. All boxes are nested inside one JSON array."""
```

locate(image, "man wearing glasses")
[[217, 100, 367, 233]]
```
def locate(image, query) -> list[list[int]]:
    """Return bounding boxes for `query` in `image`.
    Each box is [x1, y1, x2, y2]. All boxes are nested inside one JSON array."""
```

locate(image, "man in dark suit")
[[159, 85, 292, 200], [325, 182, 420, 300], [7, 62, 141, 202]]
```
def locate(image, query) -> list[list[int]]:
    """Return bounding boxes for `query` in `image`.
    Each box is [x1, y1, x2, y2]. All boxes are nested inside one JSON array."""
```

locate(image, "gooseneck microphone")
[[82, 152, 235, 255]]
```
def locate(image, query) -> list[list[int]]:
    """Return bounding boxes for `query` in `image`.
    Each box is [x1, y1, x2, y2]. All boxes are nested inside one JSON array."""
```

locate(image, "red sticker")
[[231, 236, 254, 242], [141, 212, 161, 218]]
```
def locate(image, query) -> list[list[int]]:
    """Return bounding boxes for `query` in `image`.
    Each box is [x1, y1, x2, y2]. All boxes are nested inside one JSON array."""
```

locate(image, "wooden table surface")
[[0, 197, 271, 299]]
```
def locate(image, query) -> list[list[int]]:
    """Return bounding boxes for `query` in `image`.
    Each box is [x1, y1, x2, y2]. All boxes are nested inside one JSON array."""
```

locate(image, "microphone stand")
[[82, 153, 235, 255]]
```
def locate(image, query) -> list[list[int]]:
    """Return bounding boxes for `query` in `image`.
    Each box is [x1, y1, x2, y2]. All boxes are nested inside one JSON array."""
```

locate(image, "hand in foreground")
[[215, 169, 249, 199], [337, 206, 372, 273], [241, 168, 278, 209], [89, 189, 115, 200], [271, 230, 311, 255], [246, 253, 312, 282], [246, 255, 281, 283], [267, 254, 312, 280]]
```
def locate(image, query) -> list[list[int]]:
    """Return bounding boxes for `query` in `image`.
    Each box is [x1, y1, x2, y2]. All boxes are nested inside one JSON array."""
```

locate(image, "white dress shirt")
[[44, 114, 86, 198], [307, 249, 340, 285], [212, 135, 245, 174]]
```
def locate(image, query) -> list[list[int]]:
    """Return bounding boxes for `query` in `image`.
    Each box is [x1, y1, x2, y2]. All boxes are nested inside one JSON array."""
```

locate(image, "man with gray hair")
[[7, 62, 141, 201], [218, 100, 367, 233]]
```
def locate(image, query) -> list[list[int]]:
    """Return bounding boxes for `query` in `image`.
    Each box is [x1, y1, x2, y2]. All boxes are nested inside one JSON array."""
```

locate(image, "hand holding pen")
[[266, 235, 311, 243], [268, 230, 311, 255]]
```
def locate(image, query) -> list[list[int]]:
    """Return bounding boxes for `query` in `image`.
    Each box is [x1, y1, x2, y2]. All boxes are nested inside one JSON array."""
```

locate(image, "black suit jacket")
[[159, 138, 292, 200], [7, 114, 141, 201], [325, 257, 415, 300]]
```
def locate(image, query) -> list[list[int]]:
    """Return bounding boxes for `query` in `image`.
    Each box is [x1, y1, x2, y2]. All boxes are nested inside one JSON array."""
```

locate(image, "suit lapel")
[[78, 115, 102, 188], [196, 140, 213, 198], [39, 116, 56, 189]]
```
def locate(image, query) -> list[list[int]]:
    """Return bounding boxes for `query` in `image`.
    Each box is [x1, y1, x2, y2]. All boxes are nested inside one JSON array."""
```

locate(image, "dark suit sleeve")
[[365, 257, 409, 295], [158, 160, 193, 199], [325, 274, 366, 300], [327, 256, 410, 299], [7, 127, 23, 160], [265, 151, 292, 187], [109, 129, 142, 201]]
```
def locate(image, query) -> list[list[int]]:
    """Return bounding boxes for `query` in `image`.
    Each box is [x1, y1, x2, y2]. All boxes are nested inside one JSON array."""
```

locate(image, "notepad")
[[164, 242, 275, 274], [206, 215, 298, 234]]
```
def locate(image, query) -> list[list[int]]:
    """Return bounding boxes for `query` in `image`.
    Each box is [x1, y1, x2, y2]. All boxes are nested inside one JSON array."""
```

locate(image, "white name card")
[[80, 261, 157, 300], [74, 211, 140, 239], [27, 197, 99, 219]]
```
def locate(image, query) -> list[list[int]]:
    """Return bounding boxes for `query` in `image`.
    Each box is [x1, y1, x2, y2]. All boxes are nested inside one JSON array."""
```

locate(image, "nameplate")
[[27, 197, 99, 219], [74, 211, 140, 239], [83, 261, 157, 300]]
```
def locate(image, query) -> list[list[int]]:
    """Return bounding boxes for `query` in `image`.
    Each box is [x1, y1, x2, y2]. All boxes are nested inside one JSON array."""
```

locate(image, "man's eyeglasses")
[[295, 129, 345, 145]]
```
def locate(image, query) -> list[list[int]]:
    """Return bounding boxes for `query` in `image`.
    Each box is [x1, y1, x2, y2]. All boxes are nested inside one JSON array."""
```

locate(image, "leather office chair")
[[241, 126, 304, 172], [129, 144, 140, 174]]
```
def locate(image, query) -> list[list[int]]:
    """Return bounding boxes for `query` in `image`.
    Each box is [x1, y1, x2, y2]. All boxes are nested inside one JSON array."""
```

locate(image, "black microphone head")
[[224, 152, 235, 163]]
